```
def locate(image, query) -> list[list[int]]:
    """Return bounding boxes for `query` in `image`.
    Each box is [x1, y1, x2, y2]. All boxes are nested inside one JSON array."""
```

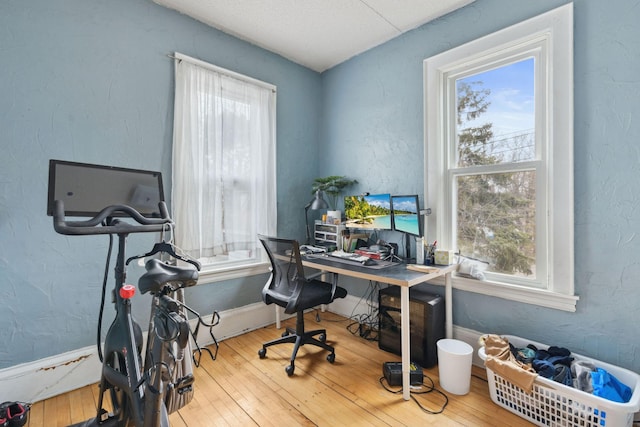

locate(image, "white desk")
[[301, 255, 457, 401]]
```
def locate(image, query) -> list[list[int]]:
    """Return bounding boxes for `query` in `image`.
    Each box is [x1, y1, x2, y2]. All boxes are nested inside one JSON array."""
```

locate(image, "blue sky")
[[391, 196, 418, 214], [459, 57, 535, 137], [365, 193, 391, 210]]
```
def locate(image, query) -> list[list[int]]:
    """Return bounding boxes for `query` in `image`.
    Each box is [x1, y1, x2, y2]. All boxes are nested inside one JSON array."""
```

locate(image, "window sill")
[[427, 274, 579, 312], [198, 260, 271, 284]]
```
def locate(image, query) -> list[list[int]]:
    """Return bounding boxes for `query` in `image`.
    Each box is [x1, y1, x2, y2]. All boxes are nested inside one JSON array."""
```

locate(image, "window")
[[424, 4, 578, 311], [172, 53, 276, 281]]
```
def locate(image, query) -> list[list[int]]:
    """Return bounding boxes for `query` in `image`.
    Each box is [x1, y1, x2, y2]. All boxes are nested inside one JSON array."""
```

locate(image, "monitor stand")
[[383, 243, 403, 263], [404, 233, 412, 262]]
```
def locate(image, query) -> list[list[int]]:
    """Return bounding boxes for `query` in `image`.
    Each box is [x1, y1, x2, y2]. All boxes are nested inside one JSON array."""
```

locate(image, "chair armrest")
[[328, 273, 338, 301], [305, 271, 327, 281], [306, 271, 338, 300]]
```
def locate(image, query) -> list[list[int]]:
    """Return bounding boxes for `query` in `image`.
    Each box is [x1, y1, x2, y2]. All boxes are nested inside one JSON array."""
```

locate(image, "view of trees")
[[455, 80, 536, 276]]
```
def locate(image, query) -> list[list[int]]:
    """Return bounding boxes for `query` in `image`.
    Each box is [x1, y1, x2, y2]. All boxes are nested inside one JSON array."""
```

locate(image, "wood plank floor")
[[25, 312, 533, 426]]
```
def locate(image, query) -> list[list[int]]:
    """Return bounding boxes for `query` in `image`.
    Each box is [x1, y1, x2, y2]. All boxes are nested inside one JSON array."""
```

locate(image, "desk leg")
[[401, 286, 411, 401], [445, 272, 452, 339]]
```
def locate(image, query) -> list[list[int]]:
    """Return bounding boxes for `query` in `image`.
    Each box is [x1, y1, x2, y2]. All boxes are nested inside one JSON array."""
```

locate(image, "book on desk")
[[354, 248, 384, 260], [406, 264, 440, 274]]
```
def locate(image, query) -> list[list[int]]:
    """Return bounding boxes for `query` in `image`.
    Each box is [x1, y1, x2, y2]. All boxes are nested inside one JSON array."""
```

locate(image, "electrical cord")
[[345, 281, 380, 341], [97, 232, 114, 363], [346, 313, 379, 341], [379, 374, 449, 415], [311, 281, 380, 341]]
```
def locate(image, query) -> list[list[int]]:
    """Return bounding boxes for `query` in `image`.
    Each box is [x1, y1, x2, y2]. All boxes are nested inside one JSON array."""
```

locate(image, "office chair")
[[257, 234, 347, 376]]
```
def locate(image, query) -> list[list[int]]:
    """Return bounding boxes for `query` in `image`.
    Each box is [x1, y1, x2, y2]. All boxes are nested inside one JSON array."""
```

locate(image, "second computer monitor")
[[391, 195, 422, 237]]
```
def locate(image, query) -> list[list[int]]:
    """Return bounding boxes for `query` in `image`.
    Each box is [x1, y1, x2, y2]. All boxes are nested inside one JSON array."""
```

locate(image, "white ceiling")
[[152, 0, 475, 72]]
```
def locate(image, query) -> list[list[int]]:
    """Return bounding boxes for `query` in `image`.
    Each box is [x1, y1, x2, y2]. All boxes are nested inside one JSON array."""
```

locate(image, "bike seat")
[[138, 258, 199, 294]]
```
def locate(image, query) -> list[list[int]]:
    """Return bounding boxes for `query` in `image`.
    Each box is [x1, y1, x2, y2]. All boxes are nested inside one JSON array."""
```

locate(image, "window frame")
[[423, 4, 578, 311]]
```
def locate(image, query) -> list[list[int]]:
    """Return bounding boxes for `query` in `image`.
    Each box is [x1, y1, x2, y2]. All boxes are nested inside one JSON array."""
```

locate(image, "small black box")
[[382, 361, 423, 386]]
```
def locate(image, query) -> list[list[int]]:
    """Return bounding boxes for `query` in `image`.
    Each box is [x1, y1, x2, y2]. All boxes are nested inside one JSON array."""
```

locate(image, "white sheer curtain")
[[172, 54, 276, 264]]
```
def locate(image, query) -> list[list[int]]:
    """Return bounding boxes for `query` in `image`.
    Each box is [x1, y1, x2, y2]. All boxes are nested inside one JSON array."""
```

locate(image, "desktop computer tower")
[[378, 284, 444, 368]]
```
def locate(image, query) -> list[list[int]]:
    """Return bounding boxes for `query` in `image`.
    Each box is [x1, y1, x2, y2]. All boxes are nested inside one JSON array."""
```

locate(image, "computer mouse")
[[363, 258, 376, 266]]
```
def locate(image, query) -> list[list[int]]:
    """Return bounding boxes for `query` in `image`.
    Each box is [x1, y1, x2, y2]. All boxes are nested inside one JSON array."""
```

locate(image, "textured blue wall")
[[0, 0, 321, 368], [3, 0, 640, 377], [321, 0, 640, 373]]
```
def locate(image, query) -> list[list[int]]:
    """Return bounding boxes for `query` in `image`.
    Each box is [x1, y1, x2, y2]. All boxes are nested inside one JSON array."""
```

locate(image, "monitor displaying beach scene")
[[391, 195, 421, 237], [344, 193, 392, 230]]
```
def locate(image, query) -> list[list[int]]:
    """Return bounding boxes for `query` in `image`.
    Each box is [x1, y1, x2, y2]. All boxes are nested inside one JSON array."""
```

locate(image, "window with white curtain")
[[424, 4, 578, 311], [172, 53, 276, 281]]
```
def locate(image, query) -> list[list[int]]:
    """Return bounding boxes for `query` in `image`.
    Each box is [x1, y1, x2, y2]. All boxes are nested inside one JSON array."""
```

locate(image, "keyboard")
[[328, 250, 371, 264]]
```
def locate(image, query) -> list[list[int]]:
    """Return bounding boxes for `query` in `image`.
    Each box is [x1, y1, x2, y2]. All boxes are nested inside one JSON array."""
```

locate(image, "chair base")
[[258, 311, 336, 376]]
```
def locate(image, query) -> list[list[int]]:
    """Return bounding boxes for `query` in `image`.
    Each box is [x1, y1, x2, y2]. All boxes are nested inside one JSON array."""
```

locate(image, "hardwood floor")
[[25, 312, 533, 426]]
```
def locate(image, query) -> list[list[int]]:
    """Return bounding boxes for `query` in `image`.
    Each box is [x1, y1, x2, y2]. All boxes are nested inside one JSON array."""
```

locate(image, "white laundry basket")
[[478, 335, 640, 427]]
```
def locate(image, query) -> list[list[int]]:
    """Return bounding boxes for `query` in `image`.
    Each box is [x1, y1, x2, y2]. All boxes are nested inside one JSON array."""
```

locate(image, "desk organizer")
[[478, 335, 640, 427]]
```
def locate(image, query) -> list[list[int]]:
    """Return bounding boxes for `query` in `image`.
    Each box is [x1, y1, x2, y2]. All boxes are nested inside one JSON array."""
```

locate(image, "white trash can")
[[437, 339, 473, 395]]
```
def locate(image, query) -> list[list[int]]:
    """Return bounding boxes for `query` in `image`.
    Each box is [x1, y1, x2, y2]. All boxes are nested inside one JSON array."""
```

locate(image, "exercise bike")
[[52, 199, 207, 427]]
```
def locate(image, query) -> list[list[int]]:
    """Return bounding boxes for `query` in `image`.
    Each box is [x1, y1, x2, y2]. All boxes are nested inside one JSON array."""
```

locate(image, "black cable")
[[379, 375, 449, 415], [345, 281, 380, 341], [97, 232, 114, 363], [346, 312, 379, 341]]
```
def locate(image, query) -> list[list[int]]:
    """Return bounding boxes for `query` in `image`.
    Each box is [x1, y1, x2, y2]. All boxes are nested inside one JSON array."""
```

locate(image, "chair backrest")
[[258, 235, 307, 308]]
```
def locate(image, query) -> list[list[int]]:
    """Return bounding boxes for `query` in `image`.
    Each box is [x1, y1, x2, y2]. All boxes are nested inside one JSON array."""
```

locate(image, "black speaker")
[[378, 284, 444, 368]]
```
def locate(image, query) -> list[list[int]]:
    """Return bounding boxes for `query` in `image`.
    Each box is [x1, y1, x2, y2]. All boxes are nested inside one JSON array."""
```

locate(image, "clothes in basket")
[[482, 335, 633, 403], [479, 335, 640, 427]]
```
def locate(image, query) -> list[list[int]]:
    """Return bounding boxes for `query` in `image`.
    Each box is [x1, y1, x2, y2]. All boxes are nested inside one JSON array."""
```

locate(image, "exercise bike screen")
[[47, 159, 165, 218]]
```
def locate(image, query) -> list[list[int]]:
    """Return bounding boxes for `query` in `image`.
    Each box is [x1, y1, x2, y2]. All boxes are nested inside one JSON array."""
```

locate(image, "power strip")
[[382, 361, 423, 386]]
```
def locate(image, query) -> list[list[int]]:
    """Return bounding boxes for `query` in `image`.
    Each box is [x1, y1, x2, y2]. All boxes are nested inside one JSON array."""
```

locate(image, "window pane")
[[456, 171, 536, 278], [456, 59, 535, 167], [172, 56, 276, 272]]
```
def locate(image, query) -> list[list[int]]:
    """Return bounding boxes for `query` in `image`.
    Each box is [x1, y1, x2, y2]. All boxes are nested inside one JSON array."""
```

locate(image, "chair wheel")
[[285, 364, 295, 376], [258, 348, 267, 359], [318, 333, 326, 342], [327, 353, 335, 363], [281, 331, 290, 337]]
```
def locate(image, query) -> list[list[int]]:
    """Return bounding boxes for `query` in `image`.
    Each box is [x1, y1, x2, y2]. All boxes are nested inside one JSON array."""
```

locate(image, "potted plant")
[[311, 175, 358, 210]]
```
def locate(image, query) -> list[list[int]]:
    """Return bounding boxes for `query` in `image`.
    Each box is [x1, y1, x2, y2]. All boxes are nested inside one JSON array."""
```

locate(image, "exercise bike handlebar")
[[53, 199, 172, 236]]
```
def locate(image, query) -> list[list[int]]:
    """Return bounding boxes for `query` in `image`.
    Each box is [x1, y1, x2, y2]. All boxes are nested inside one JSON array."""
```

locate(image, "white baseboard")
[[0, 295, 486, 404], [0, 302, 277, 404], [0, 346, 103, 404], [450, 325, 485, 367]]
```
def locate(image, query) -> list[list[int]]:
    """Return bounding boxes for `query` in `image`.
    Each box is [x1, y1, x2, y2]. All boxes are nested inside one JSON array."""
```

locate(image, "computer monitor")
[[343, 193, 392, 230], [391, 195, 422, 237], [47, 159, 165, 218]]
